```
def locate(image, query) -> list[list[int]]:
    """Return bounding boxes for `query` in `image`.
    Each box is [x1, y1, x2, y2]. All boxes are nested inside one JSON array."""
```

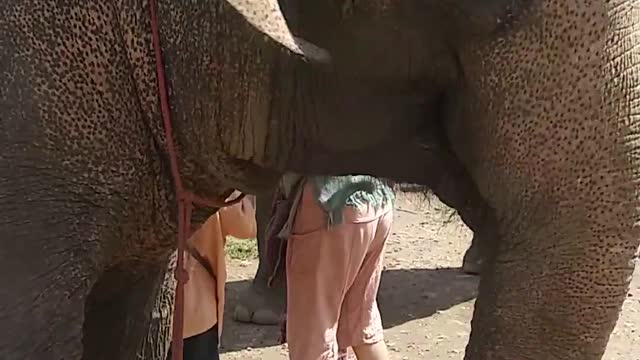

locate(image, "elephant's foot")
[[233, 279, 285, 325], [462, 235, 484, 275]]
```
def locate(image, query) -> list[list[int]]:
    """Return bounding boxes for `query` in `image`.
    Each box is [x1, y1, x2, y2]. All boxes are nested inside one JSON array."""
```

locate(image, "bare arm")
[[219, 195, 257, 240]]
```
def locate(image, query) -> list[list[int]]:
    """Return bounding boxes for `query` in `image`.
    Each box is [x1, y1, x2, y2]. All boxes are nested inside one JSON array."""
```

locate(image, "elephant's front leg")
[[0, 170, 165, 360], [450, 2, 640, 359], [0, 175, 96, 360], [234, 187, 286, 325], [83, 261, 166, 360]]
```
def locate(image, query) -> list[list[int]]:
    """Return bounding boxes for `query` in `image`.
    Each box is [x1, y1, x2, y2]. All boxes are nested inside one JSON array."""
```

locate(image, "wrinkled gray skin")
[[0, 1, 455, 359], [1, 1, 640, 360], [276, 1, 640, 359], [232, 186, 484, 326]]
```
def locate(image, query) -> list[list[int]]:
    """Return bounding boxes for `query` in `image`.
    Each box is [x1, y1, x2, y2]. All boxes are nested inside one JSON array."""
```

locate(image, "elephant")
[[204, 0, 640, 358], [271, 1, 640, 359], [1, 1, 639, 360], [0, 1, 442, 359], [232, 184, 485, 325]]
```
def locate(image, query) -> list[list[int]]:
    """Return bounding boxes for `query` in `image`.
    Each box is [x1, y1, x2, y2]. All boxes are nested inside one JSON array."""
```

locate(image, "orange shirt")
[[182, 195, 256, 339]]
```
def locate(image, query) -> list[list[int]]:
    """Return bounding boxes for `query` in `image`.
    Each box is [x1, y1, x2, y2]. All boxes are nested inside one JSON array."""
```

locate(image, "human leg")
[[352, 342, 389, 360], [183, 324, 219, 360], [285, 187, 373, 360], [337, 210, 393, 360], [166, 324, 219, 360]]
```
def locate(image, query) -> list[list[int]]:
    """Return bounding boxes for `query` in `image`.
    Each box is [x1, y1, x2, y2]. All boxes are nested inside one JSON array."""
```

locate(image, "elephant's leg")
[[83, 261, 166, 360], [0, 170, 102, 360], [453, 196, 487, 275], [422, 152, 491, 276], [0, 154, 170, 360], [138, 253, 176, 360], [234, 187, 286, 325], [448, 2, 640, 358], [461, 233, 484, 275], [0, 247, 89, 360], [436, 178, 487, 275], [0, 257, 89, 360]]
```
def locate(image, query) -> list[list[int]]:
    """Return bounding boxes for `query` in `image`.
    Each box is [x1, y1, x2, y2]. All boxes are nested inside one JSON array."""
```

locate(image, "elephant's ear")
[[224, 0, 331, 63]]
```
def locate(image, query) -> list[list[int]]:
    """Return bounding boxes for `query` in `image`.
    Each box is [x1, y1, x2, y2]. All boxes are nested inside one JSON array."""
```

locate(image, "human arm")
[[219, 195, 257, 240]]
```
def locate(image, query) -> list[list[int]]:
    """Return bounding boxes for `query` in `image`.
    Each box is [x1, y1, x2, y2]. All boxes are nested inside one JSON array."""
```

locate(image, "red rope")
[[147, 2, 245, 359]]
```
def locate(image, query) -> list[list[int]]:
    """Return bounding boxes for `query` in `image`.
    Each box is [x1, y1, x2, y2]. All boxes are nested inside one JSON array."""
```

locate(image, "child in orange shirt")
[[167, 194, 256, 360]]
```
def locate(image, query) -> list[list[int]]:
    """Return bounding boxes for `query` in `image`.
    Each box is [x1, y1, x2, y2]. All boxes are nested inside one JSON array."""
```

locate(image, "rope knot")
[[178, 191, 194, 205], [174, 266, 190, 283]]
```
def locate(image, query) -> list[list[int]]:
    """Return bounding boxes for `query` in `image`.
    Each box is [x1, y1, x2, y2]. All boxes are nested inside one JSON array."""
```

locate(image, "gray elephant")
[[232, 184, 485, 325], [0, 1, 453, 359], [1, 2, 639, 360], [233, 1, 640, 358]]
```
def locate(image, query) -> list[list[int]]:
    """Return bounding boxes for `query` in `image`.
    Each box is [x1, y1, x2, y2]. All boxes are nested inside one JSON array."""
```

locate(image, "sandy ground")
[[219, 192, 640, 359]]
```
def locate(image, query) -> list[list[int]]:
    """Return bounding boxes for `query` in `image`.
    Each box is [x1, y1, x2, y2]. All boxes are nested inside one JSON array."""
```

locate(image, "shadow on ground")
[[220, 267, 478, 354], [378, 267, 478, 329]]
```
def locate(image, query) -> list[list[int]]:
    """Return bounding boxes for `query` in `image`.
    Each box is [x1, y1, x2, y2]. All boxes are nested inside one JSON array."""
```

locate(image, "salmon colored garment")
[[285, 183, 391, 360], [182, 195, 256, 340]]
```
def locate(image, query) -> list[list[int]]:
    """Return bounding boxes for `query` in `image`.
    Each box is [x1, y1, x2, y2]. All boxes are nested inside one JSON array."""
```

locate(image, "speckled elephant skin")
[[2, 1, 640, 360], [277, 1, 640, 359], [212, 0, 640, 358], [0, 1, 439, 359]]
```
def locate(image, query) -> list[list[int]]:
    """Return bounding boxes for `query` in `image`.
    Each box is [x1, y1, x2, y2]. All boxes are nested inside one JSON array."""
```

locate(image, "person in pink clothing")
[[167, 193, 256, 360], [280, 175, 394, 360]]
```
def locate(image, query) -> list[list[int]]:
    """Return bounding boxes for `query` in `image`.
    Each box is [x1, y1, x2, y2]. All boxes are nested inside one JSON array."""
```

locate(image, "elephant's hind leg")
[[83, 261, 166, 360]]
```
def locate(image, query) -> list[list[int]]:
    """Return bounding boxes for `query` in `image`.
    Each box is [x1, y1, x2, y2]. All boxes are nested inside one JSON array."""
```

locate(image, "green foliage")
[[226, 236, 258, 261]]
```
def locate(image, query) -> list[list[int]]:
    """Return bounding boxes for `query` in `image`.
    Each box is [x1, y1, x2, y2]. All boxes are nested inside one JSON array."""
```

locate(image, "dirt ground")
[[220, 192, 640, 359]]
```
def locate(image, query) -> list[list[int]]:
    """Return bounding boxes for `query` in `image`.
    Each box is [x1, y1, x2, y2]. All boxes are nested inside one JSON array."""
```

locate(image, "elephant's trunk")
[[449, 1, 640, 359]]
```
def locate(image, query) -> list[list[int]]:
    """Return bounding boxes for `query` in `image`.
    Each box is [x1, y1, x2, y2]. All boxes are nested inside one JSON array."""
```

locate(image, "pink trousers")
[[286, 184, 392, 360]]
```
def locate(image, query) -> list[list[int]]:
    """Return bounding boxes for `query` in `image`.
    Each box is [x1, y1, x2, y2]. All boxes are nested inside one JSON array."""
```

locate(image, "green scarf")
[[310, 175, 395, 227]]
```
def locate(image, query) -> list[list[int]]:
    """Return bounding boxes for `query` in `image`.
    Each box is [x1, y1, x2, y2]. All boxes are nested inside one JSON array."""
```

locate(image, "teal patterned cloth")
[[309, 175, 395, 227]]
